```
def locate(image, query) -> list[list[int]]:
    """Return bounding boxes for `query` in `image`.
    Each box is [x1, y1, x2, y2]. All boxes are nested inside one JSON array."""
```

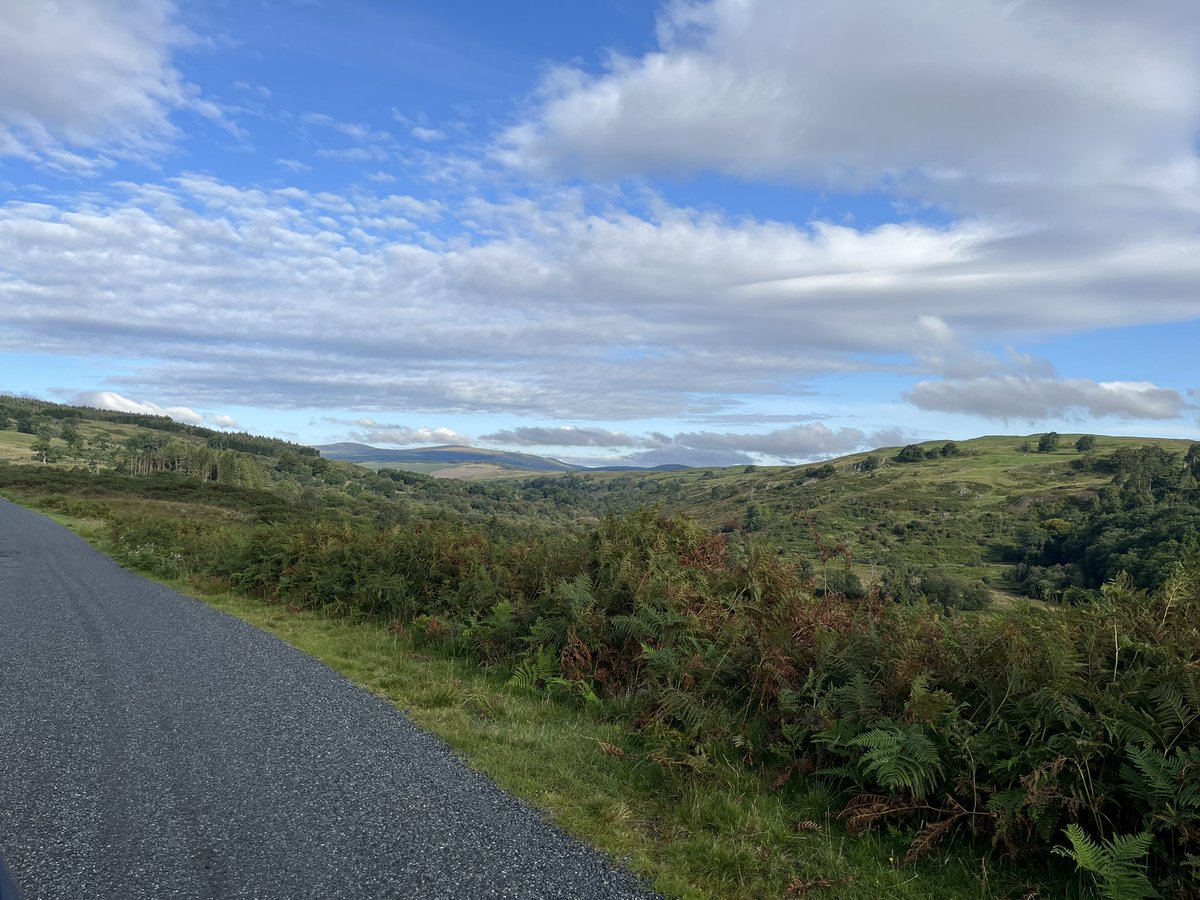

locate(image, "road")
[[0, 498, 657, 899]]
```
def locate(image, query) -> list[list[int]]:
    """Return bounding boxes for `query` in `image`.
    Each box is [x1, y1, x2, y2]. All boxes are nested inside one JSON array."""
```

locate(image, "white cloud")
[[277, 158, 311, 172], [75, 390, 204, 425], [300, 112, 390, 143], [2, 174, 1196, 423], [482, 422, 901, 463], [233, 81, 271, 100], [499, 0, 1200, 217], [0, 0, 208, 166], [906, 376, 1185, 421], [316, 146, 388, 162], [632, 423, 904, 464], [411, 126, 444, 142], [209, 414, 239, 428], [358, 426, 471, 446]]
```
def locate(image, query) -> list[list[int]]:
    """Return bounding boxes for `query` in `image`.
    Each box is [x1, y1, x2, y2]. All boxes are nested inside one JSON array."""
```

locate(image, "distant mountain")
[[587, 463, 691, 472], [314, 442, 693, 475], [315, 443, 579, 472]]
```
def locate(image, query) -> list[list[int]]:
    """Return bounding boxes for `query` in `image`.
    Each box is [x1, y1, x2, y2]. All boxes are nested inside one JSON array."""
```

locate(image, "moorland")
[[1, 393, 1197, 899]]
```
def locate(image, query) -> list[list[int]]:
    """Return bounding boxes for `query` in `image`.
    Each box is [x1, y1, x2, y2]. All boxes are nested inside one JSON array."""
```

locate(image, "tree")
[[31, 430, 54, 464], [895, 444, 926, 463], [1038, 432, 1061, 453], [1017, 441, 1033, 454], [940, 442, 960, 457], [1075, 435, 1096, 453], [1186, 443, 1200, 480], [59, 420, 80, 449]]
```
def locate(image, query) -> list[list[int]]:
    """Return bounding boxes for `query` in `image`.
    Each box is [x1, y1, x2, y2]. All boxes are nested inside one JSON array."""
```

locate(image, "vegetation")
[[3, 396, 1199, 896], [1010, 444, 1200, 598]]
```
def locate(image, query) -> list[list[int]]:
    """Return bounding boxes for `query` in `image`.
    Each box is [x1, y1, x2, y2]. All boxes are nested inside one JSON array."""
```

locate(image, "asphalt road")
[[0, 498, 658, 900]]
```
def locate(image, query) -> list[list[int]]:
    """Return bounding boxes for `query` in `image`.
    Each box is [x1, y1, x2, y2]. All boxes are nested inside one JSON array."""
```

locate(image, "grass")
[[0, 419, 148, 465], [602, 434, 1196, 586], [0, 428, 35, 461], [24, 501, 1072, 900]]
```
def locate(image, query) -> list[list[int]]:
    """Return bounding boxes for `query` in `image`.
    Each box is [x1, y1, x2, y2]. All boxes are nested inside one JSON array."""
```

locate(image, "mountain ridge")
[[314, 441, 690, 473]]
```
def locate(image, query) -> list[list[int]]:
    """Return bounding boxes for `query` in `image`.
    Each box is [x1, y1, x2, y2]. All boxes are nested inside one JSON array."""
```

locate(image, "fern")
[[831, 670, 881, 721], [1120, 744, 1200, 831], [508, 644, 557, 690], [904, 674, 959, 725], [654, 684, 707, 736], [1053, 825, 1159, 900], [848, 723, 944, 799]]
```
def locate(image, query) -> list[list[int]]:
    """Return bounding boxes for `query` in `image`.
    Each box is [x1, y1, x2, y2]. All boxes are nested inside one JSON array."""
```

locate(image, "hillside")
[[3, 396, 1199, 896], [571, 434, 1197, 584], [315, 441, 691, 477], [422, 432, 1190, 607], [316, 442, 579, 473], [3, 394, 1196, 600]]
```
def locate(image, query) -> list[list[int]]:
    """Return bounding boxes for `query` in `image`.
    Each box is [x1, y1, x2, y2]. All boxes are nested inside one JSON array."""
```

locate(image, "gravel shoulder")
[[0, 497, 657, 900]]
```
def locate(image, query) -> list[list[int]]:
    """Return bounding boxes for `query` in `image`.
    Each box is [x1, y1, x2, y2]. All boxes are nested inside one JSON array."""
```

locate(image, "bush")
[[856, 455, 881, 472], [1038, 432, 1061, 453]]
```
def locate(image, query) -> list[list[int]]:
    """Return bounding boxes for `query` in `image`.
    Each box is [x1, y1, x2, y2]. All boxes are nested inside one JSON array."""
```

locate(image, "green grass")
[[0, 428, 36, 461], [30, 503, 1070, 900], [598, 434, 1195, 587], [0, 419, 148, 465]]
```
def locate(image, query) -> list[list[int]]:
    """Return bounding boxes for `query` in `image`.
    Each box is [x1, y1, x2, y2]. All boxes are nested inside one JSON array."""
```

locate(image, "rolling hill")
[[314, 441, 690, 476], [315, 442, 579, 473]]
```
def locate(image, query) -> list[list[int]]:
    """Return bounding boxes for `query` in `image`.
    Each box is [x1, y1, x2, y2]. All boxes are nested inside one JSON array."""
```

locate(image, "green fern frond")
[[848, 724, 943, 799], [1121, 744, 1200, 811], [1053, 825, 1159, 900], [831, 670, 881, 721], [507, 644, 557, 691]]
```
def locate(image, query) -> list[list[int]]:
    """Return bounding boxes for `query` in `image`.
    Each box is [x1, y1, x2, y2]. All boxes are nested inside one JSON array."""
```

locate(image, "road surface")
[[0, 497, 657, 899]]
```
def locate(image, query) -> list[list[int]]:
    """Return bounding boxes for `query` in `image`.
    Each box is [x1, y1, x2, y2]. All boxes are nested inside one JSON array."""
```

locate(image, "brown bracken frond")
[[598, 741, 627, 759], [903, 817, 959, 865], [839, 793, 918, 834]]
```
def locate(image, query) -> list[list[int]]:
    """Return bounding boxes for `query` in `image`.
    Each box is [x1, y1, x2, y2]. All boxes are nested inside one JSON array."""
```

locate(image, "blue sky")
[[1, 0, 1198, 466]]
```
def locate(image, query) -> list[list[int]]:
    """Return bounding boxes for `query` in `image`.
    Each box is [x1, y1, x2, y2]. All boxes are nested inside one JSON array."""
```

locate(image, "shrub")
[[1038, 432, 1061, 453]]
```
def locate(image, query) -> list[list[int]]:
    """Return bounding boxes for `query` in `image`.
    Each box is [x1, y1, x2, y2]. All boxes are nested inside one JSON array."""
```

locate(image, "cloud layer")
[[357, 426, 471, 446], [75, 390, 204, 425], [1, 173, 1196, 426], [501, 0, 1200, 212], [0, 0, 211, 170], [1, 0, 1197, 454], [482, 422, 904, 466], [907, 377, 1185, 421]]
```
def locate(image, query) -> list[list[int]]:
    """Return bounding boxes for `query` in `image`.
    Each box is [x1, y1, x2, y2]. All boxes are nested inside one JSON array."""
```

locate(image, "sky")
[[1, 0, 1198, 467]]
